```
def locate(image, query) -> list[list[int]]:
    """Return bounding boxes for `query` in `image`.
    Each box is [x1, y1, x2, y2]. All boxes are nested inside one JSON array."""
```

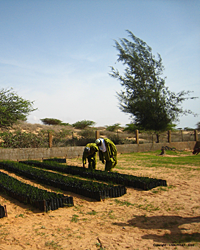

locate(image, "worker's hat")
[[84, 147, 90, 153], [95, 139, 101, 145]]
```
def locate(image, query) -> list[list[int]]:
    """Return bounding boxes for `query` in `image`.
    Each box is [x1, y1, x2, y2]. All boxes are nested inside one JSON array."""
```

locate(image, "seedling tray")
[[0, 161, 126, 201], [0, 171, 73, 212], [21, 160, 167, 190]]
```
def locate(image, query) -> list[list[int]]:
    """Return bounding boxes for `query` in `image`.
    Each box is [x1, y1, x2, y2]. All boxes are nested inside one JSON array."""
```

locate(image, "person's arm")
[[82, 152, 87, 168]]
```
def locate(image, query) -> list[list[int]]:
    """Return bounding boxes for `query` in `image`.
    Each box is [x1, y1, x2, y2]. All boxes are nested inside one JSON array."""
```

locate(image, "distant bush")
[[72, 120, 95, 129], [123, 123, 139, 133], [41, 118, 69, 126], [184, 127, 194, 131], [106, 123, 121, 132]]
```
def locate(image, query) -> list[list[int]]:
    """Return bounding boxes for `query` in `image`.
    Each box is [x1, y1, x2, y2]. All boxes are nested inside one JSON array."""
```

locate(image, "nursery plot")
[[20, 160, 167, 190], [0, 171, 73, 212], [0, 161, 127, 201], [0, 151, 199, 250]]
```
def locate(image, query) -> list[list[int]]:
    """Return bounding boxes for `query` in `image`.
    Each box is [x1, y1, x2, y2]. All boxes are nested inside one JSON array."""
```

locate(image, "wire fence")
[[0, 129, 199, 148]]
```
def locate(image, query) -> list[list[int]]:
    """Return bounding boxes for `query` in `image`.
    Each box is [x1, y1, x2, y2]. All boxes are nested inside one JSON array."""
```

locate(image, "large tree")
[[0, 88, 36, 129], [110, 30, 197, 135]]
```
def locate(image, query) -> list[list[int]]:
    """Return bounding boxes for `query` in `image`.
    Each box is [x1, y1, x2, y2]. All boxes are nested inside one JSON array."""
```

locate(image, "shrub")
[[0, 131, 47, 148], [72, 120, 95, 129], [78, 129, 95, 139], [40, 118, 69, 126], [106, 123, 121, 132], [123, 123, 138, 133]]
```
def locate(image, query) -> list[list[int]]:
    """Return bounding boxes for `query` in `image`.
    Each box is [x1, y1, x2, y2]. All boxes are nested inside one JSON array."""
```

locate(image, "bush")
[[123, 123, 138, 133], [106, 123, 121, 132], [0, 131, 48, 148], [41, 118, 69, 126], [78, 129, 95, 139], [72, 120, 95, 129]]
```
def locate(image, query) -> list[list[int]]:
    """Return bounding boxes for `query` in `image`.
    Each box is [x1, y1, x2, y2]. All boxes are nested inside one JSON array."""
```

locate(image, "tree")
[[110, 30, 197, 140], [0, 88, 36, 129], [41, 118, 66, 126]]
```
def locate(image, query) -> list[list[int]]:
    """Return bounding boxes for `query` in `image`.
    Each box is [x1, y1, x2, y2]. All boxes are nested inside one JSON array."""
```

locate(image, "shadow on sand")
[[113, 215, 200, 243]]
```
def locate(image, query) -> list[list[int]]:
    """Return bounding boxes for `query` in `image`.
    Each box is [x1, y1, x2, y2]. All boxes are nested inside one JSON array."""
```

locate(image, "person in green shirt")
[[82, 143, 99, 170], [95, 138, 117, 171]]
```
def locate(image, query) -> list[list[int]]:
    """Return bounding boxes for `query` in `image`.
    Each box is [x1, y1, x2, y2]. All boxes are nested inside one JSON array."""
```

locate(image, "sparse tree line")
[[0, 30, 199, 148]]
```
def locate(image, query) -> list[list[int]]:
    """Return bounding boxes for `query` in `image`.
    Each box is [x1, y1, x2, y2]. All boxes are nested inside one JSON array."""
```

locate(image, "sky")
[[0, 0, 200, 129]]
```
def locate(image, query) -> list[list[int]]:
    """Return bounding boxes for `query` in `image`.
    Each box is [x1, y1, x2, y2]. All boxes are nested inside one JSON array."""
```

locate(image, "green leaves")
[[0, 88, 36, 129], [110, 30, 198, 133]]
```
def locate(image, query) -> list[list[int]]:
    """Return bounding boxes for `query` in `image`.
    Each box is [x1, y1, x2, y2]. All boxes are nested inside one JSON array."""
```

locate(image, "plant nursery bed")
[[20, 160, 167, 190], [0, 161, 126, 201], [0, 204, 7, 218], [0, 171, 73, 212], [43, 158, 67, 163]]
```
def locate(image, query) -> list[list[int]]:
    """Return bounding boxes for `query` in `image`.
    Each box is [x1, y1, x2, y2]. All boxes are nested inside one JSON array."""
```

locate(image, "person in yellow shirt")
[[82, 143, 99, 170], [95, 138, 117, 171]]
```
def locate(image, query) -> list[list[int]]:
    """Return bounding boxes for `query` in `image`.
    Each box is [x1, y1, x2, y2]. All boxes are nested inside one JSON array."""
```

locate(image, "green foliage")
[[72, 120, 95, 129], [0, 131, 47, 148], [110, 30, 198, 132], [184, 127, 195, 131], [78, 129, 95, 138], [40, 118, 68, 126], [0, 88, 36, 129], [106, 123, 121, 132], [123, 123, 139, 132], [196, 122, 200, 130]]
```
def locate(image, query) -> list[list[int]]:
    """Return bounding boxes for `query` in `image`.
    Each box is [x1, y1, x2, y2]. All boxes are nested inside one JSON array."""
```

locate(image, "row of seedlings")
[[0, 161, 126, 201], [0, 171, 73, 212], [21, 160, 167, 190]]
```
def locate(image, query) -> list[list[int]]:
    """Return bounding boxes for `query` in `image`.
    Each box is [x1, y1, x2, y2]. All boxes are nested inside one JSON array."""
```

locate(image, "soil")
[[0, 153, 199, 250]]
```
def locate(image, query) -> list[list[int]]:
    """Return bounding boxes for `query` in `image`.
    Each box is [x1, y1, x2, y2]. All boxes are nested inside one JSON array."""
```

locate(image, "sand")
[[0, 152, 199, 250]]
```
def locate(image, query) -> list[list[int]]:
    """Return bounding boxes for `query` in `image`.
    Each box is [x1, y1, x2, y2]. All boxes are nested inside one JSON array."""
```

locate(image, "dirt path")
[[0, 154, 199, 250]]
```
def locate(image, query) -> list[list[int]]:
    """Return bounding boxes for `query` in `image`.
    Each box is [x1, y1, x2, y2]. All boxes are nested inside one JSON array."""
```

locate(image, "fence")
[[0, 129, 199, 148], [48, 129, 199, 147]]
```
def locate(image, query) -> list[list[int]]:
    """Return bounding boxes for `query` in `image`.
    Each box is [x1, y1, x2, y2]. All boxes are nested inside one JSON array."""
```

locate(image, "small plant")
[[87, 210, 97, 215], [71, 214, 79, 223]]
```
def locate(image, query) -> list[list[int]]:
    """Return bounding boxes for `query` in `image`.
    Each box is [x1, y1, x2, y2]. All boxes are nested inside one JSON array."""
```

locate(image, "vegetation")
[[0, 131, 47, 148], [106, 123, 121, 132], [115, 150, 200, 171], [196, 122, 200, 131], [123, 123, 138, 133], [72, 120, 95, 129], [0, 170, 73, 211], [0, 88, 36, 129], [0, 161, 126, 201], [40, 118, 69, 126], [20, 160, 167, 190], [110, 30, 198, 138]]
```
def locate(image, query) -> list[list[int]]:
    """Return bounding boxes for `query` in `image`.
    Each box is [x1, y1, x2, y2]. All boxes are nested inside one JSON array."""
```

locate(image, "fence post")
[[95, 131, 100, 139], [135, 130, 139, 145], [181, 130, 184, 141], [194, 130, 198, 141], [168, 130, 171, 143], [48, 132, 53, 148]]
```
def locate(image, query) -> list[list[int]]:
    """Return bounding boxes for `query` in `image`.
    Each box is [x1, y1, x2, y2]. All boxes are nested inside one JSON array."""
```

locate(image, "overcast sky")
[[1, 0, 199, 129]]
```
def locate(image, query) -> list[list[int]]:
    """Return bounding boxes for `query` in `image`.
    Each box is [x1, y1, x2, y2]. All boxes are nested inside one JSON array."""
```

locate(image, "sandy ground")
[[0, 152, 199, 250]]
